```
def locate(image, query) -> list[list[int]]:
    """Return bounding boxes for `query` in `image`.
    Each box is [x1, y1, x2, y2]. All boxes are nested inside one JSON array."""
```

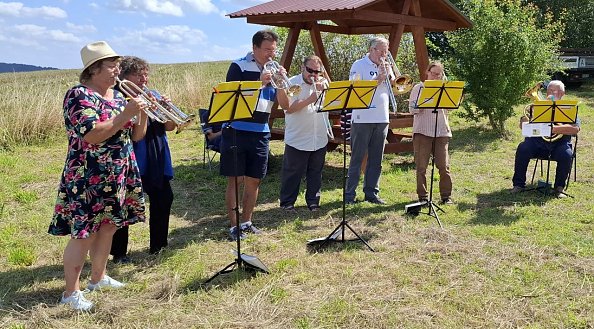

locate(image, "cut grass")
[[0, 69, 592, 328]]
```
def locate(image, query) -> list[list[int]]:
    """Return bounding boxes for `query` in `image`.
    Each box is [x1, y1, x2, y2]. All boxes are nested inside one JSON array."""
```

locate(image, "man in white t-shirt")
[[345, 37, 394, 205], [279, 55, 329, 212]]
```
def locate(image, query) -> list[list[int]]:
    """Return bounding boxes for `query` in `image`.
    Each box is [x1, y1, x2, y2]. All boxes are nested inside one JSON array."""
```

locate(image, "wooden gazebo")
[[228, 0, 472, 152], [228, 0, 472, 79]]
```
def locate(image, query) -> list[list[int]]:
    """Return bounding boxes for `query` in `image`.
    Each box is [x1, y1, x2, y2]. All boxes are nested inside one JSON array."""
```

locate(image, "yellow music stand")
[[415, 80, 465, 109], [207, 81, 262, 124], [204, 80, 269, 284], [308, 80, 377, 252], [409, 79, 465, 228], [530, 100, 578, 124], [316, 80, 377, 112]]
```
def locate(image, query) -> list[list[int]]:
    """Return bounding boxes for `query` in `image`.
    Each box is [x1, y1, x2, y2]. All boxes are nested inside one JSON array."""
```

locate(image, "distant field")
[[0, 66, 592, 328], [0, 61, 230, 149]]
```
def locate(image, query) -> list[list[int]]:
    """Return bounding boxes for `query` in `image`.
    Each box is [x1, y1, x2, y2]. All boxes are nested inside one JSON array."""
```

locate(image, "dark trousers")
[[279, 144, 327, 207], [110, 179, 174, 256], [512, 138, 573, 189]]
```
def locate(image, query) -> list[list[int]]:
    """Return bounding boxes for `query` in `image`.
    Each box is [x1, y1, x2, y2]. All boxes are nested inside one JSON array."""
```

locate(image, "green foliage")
[[445, 0, 565, 135], [272, 27, 369, 80], [529, 0, 594, 48]]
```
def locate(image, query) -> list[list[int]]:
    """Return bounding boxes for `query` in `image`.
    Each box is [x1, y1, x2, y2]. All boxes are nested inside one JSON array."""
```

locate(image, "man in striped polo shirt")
[[221, 30, 289, 241]]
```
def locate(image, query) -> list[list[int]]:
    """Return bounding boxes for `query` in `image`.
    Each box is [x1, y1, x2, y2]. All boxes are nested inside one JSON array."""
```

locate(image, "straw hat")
[[80, 41, 120, 71]]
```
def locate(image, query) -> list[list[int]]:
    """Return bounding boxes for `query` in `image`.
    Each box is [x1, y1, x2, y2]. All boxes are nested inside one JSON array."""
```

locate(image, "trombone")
[[380, 52, 414, 113], [263, 58, 302, 96], [116, 78, 195, 131]]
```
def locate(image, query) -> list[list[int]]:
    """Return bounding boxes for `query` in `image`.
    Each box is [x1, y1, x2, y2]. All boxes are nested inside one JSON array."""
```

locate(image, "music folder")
[[521, 122, 552, 137]]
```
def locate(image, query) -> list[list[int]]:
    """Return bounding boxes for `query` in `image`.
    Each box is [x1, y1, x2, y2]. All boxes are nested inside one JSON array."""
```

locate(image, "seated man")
[[199, 109, 222, 152], [511, 80, 580, 197]]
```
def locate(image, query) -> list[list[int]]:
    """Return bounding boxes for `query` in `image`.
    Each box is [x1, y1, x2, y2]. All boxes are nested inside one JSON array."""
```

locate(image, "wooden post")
[[410, 0, 429, 79], [309, 21, 332, 79]]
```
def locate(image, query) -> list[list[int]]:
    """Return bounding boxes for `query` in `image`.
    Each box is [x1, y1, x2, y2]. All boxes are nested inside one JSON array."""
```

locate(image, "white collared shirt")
[[348, 54, 391, 124], [284, 74, 329, 151]]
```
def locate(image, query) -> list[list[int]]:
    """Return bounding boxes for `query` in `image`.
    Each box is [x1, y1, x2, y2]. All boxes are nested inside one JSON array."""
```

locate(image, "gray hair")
[[369, 37, 389, 49], [547, 80, 565, 92]]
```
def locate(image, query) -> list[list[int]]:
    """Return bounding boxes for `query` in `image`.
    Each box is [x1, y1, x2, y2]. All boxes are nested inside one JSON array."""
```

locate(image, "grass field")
[[0, 66, 592, 328]]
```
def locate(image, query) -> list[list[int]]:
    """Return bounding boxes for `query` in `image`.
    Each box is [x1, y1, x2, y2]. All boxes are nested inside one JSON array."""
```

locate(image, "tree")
[[445, 0, 565, 135], [528, 0, 594, 48]]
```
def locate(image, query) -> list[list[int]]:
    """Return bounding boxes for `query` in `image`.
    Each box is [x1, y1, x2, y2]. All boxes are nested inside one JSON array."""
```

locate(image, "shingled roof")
[[228, 0, 472, 33]]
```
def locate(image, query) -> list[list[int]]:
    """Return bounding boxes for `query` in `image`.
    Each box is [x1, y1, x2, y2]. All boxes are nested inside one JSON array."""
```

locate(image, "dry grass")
[[0, 68, 592, 328]]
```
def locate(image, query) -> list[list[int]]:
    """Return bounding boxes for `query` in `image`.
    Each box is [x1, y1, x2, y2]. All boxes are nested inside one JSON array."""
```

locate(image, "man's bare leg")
[[225, 176, 244, 227], [240, 176, 261, 223]]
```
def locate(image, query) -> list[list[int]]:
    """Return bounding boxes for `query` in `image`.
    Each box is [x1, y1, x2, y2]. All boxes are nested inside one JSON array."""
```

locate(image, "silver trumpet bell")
[[116, 78, 195, 132], [263, 58, 302, 96]]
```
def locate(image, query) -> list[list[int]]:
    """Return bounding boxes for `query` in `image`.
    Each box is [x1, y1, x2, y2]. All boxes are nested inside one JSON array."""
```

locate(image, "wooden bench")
[[268, 110, 414, 154]]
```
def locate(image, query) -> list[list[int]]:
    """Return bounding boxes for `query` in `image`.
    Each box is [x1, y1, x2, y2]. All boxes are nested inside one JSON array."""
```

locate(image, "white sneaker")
[[60, 290, 93, 311], [87, 275, 125, 291]]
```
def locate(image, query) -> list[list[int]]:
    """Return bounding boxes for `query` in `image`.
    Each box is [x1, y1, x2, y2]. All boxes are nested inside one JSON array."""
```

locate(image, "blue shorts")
[[219, 128, 270, 179]]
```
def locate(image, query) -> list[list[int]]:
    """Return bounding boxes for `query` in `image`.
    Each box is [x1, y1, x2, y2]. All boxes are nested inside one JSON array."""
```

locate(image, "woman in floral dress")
[[48, 41, 148, 311]]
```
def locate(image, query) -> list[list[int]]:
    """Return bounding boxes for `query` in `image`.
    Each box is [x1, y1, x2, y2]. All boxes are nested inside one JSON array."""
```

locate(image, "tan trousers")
[[413, 134, 452, 200]]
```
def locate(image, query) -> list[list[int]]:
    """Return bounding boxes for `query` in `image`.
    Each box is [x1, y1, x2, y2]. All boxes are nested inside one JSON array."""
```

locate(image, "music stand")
[[405, 80, 464, 228], [523, 99, 578, 197], [204, 81, 269, 284], [306, 80, 377, 251]]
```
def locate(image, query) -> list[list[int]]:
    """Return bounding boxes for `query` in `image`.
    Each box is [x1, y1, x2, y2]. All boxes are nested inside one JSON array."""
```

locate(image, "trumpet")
[[263, 58, 302, 96], [313, 75, 334, 139], [116, 78, 194, 130]]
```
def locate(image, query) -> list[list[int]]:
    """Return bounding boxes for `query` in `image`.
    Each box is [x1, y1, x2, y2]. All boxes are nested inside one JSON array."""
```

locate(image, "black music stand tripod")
[[204, 82, 269, 284], [405, 81, 464, 229], [523, 100, 578, 198], [307, 80, 377, 251]]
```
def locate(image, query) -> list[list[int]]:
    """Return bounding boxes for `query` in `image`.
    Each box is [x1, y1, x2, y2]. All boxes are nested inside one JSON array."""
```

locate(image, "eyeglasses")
[[305, 66, 322, 74]]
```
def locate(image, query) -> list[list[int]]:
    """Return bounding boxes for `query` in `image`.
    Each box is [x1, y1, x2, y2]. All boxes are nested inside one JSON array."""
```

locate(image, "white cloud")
[[114, 0, 218, 17], [66, 22, 97, 33], [203, 43, 251, 61], [115, 24, 206, 58], [183, 0, 217, 14], [11, 24, 80, 44], [0, 2, 67, 19]]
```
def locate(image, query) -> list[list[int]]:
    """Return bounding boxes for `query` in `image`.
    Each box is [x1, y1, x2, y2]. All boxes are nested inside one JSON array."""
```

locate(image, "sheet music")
[[231, 250, 269, 272], [522, 122, 552, 137]]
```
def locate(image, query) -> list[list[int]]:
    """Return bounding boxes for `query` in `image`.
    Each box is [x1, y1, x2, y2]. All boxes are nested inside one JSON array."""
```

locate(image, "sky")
[[0, 0, 270, 69]]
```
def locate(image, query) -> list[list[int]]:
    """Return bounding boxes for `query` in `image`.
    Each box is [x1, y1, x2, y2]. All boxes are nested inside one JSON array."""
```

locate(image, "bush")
[[445, 0, 565, 135]]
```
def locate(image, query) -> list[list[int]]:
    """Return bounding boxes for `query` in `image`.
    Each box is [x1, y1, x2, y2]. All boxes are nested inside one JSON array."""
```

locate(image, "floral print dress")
[[49, 85, 146, 239]]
